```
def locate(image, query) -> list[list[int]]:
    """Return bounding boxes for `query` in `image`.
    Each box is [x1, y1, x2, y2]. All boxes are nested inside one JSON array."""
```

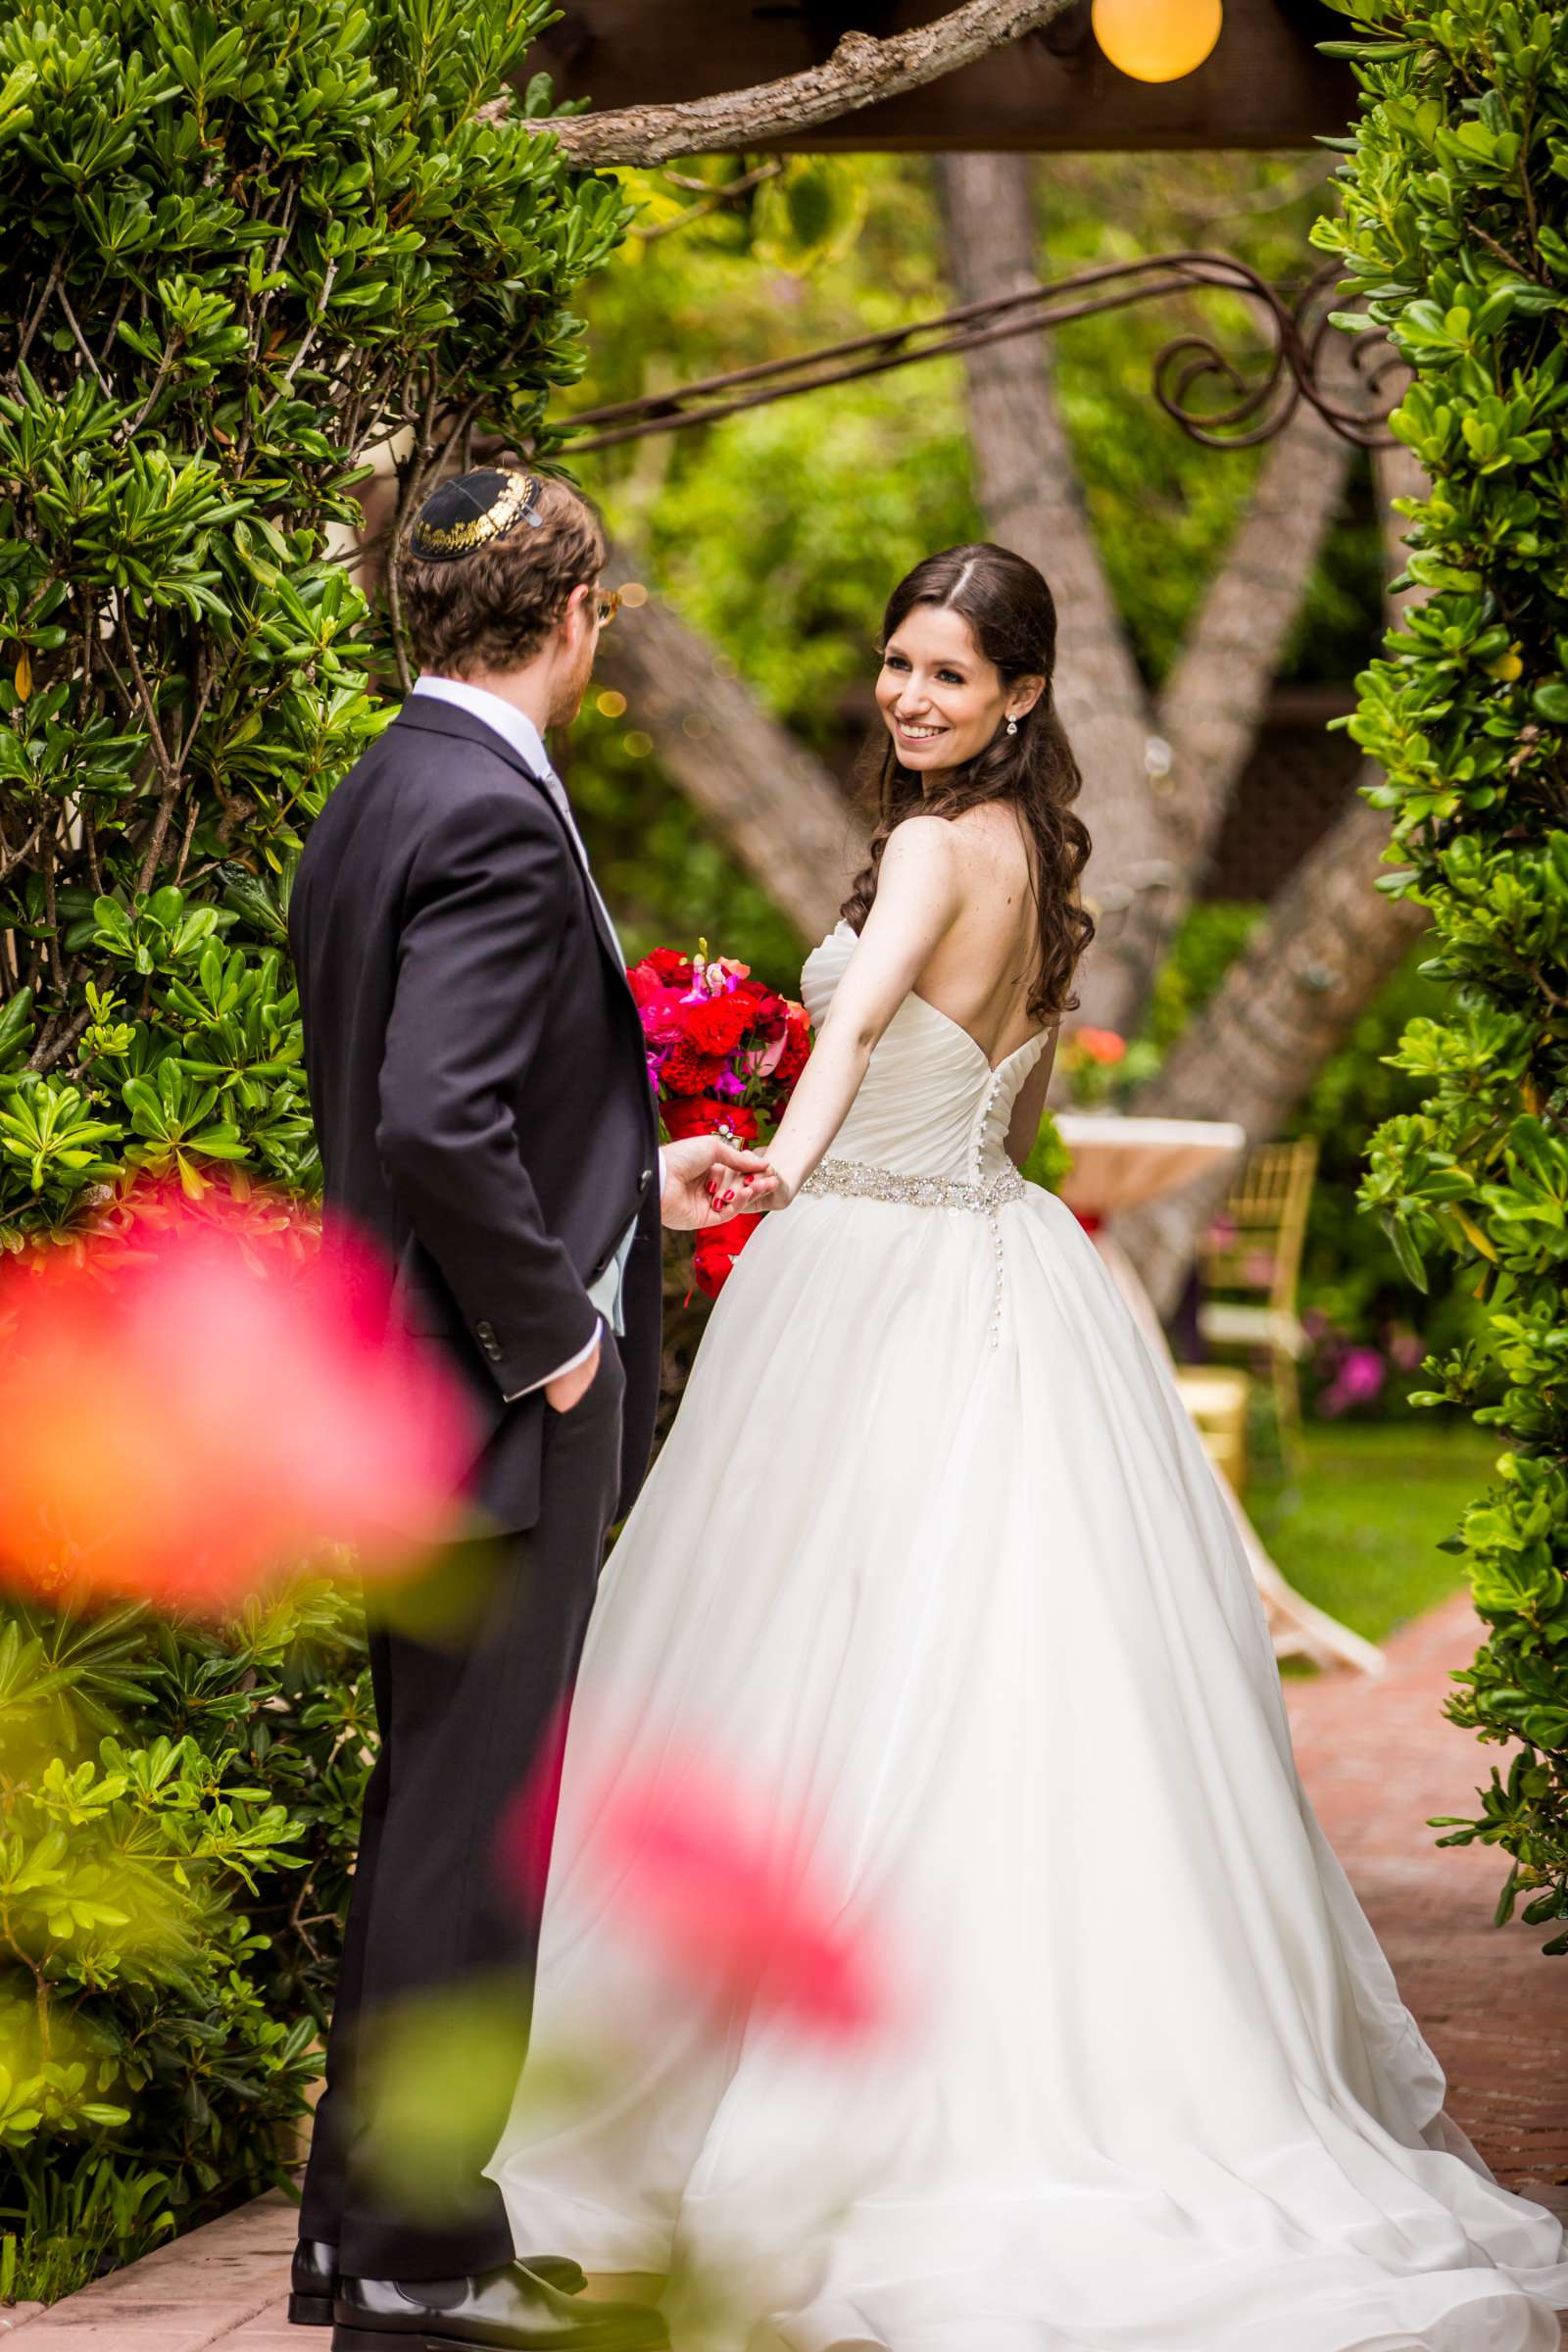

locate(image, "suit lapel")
[[393, 699, 629, 989]]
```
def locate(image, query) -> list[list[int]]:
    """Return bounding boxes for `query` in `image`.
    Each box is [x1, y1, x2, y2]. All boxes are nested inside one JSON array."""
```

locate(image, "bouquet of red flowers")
[[627, 943, 811, 1298]]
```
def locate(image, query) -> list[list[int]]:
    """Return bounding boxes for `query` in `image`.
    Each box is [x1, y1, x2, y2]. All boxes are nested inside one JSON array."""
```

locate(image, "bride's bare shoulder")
[[878, 812, 966, 894], [939, 802, 1034, 893]]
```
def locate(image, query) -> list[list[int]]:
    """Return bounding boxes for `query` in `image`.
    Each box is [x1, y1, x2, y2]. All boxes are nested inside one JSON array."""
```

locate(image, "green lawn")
[[1249, 1421, 1496, 1656]]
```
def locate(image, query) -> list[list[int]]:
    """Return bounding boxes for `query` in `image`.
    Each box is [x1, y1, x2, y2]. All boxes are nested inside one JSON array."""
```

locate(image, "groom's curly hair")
[[400, 474, 605, 676]]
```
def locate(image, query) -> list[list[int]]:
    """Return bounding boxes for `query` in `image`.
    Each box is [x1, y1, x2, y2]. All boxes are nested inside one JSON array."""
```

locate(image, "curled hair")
[[400, 475, 605, 677], [842, 543, 1095, 1025]]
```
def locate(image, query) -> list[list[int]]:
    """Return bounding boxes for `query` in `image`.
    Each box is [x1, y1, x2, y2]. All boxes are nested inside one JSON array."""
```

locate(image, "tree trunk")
[[1145, 329, 1364, 991], [934, 154, 1365, 1043], [935, 152, 1161, 1035], [1113, 431, 1430, 1317], [590, 555, 867, 943], [1110, 781, 1429, 1316]]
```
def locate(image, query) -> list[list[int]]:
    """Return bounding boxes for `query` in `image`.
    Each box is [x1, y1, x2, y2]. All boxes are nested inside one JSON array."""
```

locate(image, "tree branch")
[[532, 0, 1078, 167], [590, 550, 866, 941]]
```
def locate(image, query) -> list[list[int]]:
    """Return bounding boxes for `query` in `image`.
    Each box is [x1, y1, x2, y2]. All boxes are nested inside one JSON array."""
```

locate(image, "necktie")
[[538, 765, 623, 965], [537, 765, 639, 1336]]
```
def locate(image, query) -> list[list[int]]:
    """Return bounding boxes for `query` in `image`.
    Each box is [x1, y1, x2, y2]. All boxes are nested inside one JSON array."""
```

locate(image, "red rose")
[[627, 963, 666, 1009], [662, 1040, 728, 1097], [692, 1213, 758, 1299], [645, 949, 695, 987], [749, 991, 786, 1032], [662, 1097, 760, 1147], [684, 993, 752, 1055]]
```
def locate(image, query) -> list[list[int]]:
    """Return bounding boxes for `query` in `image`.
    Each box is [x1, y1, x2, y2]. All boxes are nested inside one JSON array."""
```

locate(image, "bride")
[[489, 543, 1568, 2351]]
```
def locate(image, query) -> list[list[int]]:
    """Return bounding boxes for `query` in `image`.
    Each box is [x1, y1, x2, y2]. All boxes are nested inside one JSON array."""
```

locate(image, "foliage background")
[[0, 0, 619, 2293], [1315, 0, 1568, 1949]]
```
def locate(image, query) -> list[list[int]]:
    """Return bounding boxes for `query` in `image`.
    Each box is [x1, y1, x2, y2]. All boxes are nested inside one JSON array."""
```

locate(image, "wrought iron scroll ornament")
[[557, 254, 1400, 458]]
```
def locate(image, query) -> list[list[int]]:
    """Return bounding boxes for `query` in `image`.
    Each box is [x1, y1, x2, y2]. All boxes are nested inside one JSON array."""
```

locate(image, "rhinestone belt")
[[801, 1156, 1025, 1212]]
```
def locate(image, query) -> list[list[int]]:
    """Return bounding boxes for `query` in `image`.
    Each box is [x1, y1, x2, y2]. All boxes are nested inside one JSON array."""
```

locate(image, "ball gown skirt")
[[489, 923, 1568, 2351]]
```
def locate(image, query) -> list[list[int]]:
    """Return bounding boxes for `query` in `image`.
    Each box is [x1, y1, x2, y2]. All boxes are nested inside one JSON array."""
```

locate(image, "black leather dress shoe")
[[331, 2261, 667, 2349], [288, 2244, 588, 2330], [291, 2239, 340, 2325]]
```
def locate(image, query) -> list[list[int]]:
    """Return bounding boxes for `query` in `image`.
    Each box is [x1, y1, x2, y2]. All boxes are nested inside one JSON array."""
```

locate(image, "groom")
[[288, 468, 768, 2350]]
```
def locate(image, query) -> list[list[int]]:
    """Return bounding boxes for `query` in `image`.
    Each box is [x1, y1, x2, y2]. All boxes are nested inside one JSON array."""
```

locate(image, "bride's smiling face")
[[875, 603, 1037, 780]]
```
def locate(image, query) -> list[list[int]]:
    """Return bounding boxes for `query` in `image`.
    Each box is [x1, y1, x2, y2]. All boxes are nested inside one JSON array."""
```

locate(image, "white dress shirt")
[[411, 674, 662, 1396]]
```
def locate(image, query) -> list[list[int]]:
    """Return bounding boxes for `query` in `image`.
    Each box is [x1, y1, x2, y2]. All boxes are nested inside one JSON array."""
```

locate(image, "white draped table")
[[1054, 1112, 1383, 1677]]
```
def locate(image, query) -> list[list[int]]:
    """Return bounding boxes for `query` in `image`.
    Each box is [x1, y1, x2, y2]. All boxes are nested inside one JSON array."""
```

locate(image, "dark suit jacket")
[[290, 694, 663, 1533]]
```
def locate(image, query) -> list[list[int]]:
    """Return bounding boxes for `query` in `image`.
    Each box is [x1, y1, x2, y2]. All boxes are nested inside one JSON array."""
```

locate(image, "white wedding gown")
[[490, 921, 1568, 2351]]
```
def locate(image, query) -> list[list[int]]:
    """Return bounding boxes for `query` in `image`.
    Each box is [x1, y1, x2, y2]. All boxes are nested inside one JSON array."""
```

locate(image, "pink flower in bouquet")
[[637, 985, 694, 1045], [584, 1753, 887, 2039], [0, 1187, 473, 1612], [626, 963, 667, 1011]]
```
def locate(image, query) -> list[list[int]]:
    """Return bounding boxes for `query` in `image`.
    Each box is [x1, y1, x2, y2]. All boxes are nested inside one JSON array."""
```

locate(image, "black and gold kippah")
[[407, 467, 544, 563]]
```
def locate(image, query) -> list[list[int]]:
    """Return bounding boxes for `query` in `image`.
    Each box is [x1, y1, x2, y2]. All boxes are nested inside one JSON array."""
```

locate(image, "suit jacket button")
[[639, 1167, 655, 1191]]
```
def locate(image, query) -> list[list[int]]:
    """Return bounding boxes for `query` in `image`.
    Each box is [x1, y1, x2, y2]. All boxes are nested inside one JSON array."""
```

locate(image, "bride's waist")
[[800, 1154, 1024, 1212]]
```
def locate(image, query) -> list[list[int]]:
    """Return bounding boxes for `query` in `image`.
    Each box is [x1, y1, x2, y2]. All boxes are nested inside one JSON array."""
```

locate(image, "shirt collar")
[[412, 674, 554, 781]]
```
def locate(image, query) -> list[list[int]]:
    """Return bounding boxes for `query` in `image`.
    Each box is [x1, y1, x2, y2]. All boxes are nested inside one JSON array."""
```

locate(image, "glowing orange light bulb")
[[1090, 0, 1223, 82]]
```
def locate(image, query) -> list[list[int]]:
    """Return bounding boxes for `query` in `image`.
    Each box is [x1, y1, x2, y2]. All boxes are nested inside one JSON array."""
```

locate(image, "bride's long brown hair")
[[841, 543, 1095, 1024]]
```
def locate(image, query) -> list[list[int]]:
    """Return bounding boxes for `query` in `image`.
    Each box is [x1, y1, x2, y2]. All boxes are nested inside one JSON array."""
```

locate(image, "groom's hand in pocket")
[[544, 1329, 602, 1413], [662, 1136, 777, 1230]]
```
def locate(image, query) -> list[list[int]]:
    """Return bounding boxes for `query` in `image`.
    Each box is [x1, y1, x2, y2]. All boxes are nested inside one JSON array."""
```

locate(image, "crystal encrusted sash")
[[801, 1156, 1024, 1212]]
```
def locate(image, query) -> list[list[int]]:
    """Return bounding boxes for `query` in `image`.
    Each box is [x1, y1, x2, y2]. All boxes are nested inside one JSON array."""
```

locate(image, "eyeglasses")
[[595, 588, 622, 627]]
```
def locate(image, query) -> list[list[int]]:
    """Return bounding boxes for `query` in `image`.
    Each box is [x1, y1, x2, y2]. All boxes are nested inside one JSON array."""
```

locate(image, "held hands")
[[661, 1135, 778, 1231]]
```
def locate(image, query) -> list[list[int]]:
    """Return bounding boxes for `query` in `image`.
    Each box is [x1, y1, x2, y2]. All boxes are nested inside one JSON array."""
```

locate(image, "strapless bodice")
[[800, 921, 1050, 1183]]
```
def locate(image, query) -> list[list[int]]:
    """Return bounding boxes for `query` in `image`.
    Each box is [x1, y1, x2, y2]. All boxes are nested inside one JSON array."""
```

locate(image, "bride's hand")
[[735, 1156, 797, 1212], [662, 1135, 777, 1231]]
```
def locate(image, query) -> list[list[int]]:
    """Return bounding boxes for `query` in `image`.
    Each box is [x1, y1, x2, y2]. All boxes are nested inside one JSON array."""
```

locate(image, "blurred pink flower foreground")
[[0, 1188, 473, 1610], [503, 1743, 888, 2042]]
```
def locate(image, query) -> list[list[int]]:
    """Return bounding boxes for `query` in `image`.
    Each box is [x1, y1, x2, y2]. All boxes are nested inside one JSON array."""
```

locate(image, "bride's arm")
[[762, 818, 963, 1203], [1005, 1031, 1057, 1170]]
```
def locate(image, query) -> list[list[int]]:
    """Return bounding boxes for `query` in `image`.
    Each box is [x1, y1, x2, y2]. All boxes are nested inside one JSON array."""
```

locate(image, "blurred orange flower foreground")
[[0, 1188, 474, 1611]]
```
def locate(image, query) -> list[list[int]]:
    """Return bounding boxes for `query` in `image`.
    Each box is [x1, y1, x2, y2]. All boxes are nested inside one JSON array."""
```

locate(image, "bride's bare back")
[[908, 801, 1045, 1070], [764, 804, 1058, 1201]]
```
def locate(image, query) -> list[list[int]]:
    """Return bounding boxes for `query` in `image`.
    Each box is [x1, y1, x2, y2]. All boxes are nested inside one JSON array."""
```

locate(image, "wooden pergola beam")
[[528, 0, 1354, 157]]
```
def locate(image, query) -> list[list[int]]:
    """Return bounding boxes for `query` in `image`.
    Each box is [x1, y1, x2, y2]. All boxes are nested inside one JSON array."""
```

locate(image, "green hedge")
[[0, 0, 622, 2292], [0, 1589, 367, 2301], [1317, 0, 1568, 1949]]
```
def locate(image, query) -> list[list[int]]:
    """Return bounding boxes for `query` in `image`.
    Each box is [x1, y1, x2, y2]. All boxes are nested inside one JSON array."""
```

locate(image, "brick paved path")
[[1283, 1589, 1566, 2228], [9, 1590, 1564, 2347]]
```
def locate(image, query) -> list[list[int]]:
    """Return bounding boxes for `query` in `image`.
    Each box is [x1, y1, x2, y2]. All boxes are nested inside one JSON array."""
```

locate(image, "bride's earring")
[[1006, 716, 1019, 736]]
